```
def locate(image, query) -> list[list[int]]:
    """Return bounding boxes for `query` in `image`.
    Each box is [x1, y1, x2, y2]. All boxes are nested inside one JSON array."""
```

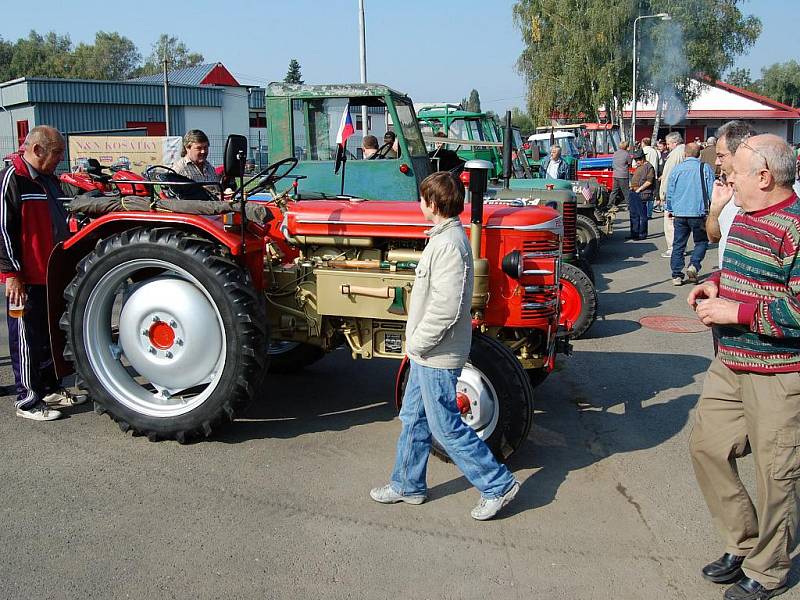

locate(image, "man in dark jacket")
[[611, 141, 632, 209], [540, 145, 569, 179], [628, 149, 656, 240], [0, 126, 84, 421]]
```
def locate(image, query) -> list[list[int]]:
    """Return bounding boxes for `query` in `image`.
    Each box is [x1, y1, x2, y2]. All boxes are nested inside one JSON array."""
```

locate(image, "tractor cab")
[[265, 83, 431, 201]]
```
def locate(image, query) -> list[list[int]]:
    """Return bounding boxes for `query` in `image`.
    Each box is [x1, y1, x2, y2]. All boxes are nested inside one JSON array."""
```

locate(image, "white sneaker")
[[43, 388, 87, 407], [16, 403, 62, 421], [471, 480, 520, 521], [686, 265, 699, 283], [661, 250, 673, 258], [369, 484, 426, 505], [672, 276, 684, 286]]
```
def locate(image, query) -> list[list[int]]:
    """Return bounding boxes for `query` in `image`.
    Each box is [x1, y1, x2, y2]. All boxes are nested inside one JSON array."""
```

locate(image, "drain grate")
[[639, 315, 709, 333]]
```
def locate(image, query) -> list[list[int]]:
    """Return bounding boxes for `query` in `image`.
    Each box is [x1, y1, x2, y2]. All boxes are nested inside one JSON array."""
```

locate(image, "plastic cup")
[[8, 300, 24, 318]]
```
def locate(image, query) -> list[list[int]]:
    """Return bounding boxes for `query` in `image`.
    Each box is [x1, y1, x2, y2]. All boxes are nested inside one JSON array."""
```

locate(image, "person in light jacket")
[[370, 171, 519, 521]]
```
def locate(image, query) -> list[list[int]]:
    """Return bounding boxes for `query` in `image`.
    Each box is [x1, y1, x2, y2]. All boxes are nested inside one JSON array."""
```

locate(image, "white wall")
[[183, 106, 222, 139], [221, 88, 249, 137]]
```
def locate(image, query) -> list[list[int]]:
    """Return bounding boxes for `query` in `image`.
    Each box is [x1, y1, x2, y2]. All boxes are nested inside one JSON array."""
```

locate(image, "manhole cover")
[[639, 315, 708, 333]]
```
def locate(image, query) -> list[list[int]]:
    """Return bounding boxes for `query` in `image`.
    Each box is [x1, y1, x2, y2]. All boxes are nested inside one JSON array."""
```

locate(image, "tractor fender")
[[48, 213, 265, 379]]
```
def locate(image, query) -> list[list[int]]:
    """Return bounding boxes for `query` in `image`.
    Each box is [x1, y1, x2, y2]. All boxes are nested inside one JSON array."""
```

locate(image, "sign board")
[[67, 135, 182, 174]]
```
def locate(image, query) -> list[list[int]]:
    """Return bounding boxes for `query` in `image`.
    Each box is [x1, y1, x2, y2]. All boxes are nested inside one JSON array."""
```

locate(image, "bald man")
[[0, 126, 84, 421], [688, 134, 800, 599]]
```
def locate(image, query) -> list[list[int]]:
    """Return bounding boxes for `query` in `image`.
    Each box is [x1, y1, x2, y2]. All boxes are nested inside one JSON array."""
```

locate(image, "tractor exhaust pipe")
[[502, 110, 513, 189], [465, 159, 493, 312]]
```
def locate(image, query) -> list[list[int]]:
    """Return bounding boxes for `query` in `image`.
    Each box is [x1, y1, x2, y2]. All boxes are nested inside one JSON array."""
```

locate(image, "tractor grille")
[[521, 287, 559, 318], [561, 199, 577, 257], [522, 238, 560, 254]]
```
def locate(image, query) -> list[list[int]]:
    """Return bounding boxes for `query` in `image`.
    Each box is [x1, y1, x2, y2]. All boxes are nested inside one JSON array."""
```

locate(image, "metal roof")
[[130, 63, 225, 86], [0, 78, 222, 107]]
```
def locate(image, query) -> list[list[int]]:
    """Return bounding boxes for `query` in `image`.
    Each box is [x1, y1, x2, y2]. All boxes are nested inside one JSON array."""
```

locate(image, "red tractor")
[[47, 86, 569, 462]]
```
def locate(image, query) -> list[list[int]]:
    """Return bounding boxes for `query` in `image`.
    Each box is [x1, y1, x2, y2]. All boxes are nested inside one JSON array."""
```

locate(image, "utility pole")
[[163, 54, 170, 137], [358, 0, 368, 136]]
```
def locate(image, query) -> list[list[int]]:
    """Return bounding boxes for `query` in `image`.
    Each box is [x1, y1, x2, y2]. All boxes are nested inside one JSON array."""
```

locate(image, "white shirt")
[[717, 198, 740, 269], [546, 158, 561, 179]]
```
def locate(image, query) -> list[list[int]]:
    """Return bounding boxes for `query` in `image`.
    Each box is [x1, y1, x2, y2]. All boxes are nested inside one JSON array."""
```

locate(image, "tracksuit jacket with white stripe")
[[0, 153, 63, 285]]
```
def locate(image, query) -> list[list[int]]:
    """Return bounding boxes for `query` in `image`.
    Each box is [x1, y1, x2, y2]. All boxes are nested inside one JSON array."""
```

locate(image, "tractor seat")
[[148, 170, 211, 201]]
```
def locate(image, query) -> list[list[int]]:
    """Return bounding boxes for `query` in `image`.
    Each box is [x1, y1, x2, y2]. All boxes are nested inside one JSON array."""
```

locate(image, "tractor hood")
[[284, 199, 562, 240]]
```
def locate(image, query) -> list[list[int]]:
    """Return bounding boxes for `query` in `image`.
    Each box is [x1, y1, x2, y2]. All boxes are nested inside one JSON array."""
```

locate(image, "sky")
[[0, 0, 793, 115]]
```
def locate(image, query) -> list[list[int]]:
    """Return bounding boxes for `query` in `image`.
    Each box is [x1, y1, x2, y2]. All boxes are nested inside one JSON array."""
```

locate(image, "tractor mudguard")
[[48, 213, 266, 378], [394, 356, 411, 410]]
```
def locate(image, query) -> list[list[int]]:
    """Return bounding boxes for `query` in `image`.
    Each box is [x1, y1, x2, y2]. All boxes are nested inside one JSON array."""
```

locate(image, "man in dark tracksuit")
[[0, 126, 83, 421]]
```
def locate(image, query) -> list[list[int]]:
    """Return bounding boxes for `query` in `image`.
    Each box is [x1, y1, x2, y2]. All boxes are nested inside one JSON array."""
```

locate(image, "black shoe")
[[724, 577, 788, 599], [702, 553, 745, 583]]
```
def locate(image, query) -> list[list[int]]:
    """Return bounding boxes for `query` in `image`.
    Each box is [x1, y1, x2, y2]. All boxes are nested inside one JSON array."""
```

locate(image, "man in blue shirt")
[[666, 142, 715, 285]]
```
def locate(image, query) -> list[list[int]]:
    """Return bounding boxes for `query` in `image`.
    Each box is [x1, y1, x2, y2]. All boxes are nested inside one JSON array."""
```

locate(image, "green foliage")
[[756, 61, 800, 108], [70, 32, 141, 80], [511, 107, 536, 135], [9, 31, 74, 79], [466, 89, 481, 112], [134, 34, 204, 77], [512, 0, 761, 125], [726, 67, 754, 90], [284, 59, 304, 84]]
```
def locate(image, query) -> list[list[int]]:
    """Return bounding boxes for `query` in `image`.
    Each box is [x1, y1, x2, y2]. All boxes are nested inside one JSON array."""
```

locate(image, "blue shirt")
[[665, 157, 714, 217]]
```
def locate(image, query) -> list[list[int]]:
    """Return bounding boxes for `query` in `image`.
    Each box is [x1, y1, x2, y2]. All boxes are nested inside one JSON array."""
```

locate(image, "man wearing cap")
[[628, 149, 655, 240]]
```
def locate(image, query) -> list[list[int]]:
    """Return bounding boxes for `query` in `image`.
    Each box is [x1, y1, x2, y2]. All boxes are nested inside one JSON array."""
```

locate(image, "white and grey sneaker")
[[16, 402, 62, 421], [369, 484, 426, 505], [686, 265, 699, 283], [43, 388, 87, 408], [471, 480, 520, 521]]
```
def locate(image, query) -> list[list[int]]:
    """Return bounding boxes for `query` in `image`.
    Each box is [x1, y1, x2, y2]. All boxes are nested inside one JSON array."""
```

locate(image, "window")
[[394, 101, 427, 157], [16, 120, 29, 147], [249, 112, 266, 128]]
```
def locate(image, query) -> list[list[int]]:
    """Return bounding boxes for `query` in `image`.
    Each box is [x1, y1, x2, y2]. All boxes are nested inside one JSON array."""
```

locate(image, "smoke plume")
[[637, 19, 691, 126]]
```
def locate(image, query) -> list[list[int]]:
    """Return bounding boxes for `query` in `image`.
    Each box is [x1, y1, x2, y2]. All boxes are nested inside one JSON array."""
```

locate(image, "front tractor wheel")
[[267, 341, 325, 374], [559, 262, 598, 339], [62, 228, 266, 442], [575, 214, 602, 261], [399, 332, 534, 463]]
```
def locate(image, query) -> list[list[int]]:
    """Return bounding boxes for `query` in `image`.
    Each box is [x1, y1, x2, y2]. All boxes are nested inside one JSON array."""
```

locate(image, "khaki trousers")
[[690, 358, 800, 588], [664, 211, 674, 251]]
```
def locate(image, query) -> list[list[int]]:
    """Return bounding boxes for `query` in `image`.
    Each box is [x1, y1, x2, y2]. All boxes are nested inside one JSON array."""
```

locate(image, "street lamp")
[[631, 12, 671, 142]]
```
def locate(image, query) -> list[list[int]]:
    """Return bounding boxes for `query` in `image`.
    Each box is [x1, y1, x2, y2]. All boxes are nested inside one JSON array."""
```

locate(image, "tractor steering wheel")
[[244, 157, 299, 196], [144, 165, 217, 201]]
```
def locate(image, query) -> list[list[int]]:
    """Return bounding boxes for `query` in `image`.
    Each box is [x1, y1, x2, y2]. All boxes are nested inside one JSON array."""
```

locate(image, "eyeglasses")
[[739, 140, 770, 172]]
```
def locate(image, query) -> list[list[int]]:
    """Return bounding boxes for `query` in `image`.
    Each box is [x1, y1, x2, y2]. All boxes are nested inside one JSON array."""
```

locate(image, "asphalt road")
[[1, 214, 797, 600]]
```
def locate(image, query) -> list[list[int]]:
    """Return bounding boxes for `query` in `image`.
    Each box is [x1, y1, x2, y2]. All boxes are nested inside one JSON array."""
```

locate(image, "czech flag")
[[334, 104, 354, 174]]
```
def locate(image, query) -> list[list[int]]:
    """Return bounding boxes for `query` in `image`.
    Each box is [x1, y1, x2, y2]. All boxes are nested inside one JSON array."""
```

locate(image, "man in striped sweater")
[[688, 134, 800, 600]]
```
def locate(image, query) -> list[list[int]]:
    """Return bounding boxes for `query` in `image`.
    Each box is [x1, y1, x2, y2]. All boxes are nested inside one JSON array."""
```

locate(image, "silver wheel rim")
[[83, 259, 227, 418], [457, 362, 500, 440]]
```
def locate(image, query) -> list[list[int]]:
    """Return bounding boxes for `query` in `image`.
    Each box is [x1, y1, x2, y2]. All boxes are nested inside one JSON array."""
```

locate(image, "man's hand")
[[695, 298, 740, 327], [4, 277, 26, 306], [666, 212, 673, 219], [687, 281, 718, 309], [709, 179, 734, 213]]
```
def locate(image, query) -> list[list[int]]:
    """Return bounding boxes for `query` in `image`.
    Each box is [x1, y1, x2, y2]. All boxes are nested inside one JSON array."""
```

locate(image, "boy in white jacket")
[[370, 172, 519, 521]]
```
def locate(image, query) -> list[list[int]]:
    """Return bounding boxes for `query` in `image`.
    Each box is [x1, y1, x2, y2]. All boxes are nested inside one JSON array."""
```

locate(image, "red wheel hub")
[[148, 321, 175, 350], [559, 279, 583, 328], [456, 392, 471, 415]]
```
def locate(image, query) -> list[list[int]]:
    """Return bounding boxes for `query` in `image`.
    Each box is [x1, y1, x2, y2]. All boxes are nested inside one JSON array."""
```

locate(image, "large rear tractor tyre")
[[267, 341, 325, 374], [559, 262, 598, 339], [62, 227, 267, 442], [575, 214, 602, 262], [399, 333, 534, 464]]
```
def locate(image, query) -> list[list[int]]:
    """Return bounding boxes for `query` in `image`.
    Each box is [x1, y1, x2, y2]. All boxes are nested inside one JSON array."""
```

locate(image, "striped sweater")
[[715, 192, 800, 373]]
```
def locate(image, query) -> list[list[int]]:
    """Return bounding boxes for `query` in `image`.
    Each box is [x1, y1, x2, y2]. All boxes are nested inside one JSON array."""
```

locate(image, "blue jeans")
[[647, 199, 654, 218], [390, 360, 515, 499], [628, 191, 648, 239], [671, 216, 708, 278]]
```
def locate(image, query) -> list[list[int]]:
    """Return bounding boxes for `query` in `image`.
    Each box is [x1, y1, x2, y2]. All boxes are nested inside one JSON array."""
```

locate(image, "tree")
[[70, 32, 141, 80], [0, 37, 14, 82], [9, 31, 75, 79], [135, 34, 204, 76], [284, 59, 304, 84], [726, 67, 754, 90], [757, 60, 800, 108], [466, 89, 481, 113], [511, 107, 536, 136], [512, 0, 761, 134]]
